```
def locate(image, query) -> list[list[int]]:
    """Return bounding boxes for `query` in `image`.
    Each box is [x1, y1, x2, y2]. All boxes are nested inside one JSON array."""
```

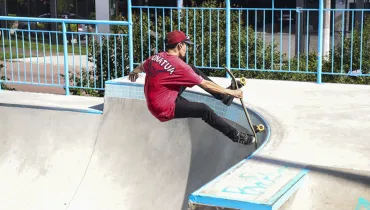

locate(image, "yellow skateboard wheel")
[[240, 77, 247, 86]]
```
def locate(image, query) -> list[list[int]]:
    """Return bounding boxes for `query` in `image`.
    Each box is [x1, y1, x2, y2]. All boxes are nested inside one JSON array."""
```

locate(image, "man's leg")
[[173, 96, 254, 145], [188, 64, 239, 106]]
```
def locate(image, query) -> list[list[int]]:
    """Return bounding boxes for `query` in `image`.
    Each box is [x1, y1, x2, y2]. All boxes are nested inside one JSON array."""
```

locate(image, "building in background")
[[1, 0, 369, 37]]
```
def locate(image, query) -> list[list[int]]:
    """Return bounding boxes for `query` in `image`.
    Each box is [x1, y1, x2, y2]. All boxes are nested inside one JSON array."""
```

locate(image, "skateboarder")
[[128, 30, 255, 145]]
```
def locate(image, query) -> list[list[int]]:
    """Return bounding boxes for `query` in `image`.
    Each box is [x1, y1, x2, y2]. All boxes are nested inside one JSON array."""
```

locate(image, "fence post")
[[317, 0, 323, 84], [128, 0, 134, 73], [178, 0, 182, 30], [62, 22, 70, 95], [225, 0, 231, 78]]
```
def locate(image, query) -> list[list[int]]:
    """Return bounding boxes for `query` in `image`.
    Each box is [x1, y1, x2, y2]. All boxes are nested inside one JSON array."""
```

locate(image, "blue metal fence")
[[132, 5, 370, 81], [0, 15, 133, 95], [132, 6, 321, 71], [0, 0, 369, 95]]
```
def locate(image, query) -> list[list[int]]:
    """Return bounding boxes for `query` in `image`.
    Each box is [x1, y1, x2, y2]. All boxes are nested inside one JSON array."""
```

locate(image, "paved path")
[[1, 55, 94, 94]]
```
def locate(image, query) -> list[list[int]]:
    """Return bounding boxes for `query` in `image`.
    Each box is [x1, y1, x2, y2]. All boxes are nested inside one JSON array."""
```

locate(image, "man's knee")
[[198, 103, 216, 121]]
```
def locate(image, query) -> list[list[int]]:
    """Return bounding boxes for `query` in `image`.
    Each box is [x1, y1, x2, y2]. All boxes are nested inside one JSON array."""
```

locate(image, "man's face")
[[178, 42, 187, 60]]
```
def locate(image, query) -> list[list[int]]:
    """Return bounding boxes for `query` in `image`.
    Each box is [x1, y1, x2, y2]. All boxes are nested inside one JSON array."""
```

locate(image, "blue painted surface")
[[267, 169, 309, 205], [356, 197, 370, 210], [269, 169, 307, 210], [127, 0, 134, 73], [189, 166, 309, 209], [317, 0, 323, 84], [219, 165, 291, 196], [62, 22, 70, 95], [105, 79, 259, 130], [189, 194, 271, 210], [225, 0, 231, 79]]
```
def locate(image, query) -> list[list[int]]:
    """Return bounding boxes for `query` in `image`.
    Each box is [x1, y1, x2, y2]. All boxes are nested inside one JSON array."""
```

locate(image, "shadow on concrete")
[[181, 118, 269, 210], [0, 102, 87, 113], [89, 103, 104, 112], [252, 156, 370, 187]]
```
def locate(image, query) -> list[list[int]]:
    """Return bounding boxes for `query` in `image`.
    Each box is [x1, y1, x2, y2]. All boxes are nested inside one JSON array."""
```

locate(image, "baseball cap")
[[165, 30, 194, 45]]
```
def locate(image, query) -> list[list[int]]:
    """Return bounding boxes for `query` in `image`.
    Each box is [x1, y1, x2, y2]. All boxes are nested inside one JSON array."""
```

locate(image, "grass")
[[0, 38, 89, 61]]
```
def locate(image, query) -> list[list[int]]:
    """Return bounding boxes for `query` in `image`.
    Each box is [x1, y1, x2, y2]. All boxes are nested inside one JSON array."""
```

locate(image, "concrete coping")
[[0, 90, 104, 114]]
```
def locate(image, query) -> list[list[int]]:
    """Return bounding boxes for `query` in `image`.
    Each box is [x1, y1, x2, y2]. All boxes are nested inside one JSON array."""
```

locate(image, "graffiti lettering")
[[221, 165, 289, 196]]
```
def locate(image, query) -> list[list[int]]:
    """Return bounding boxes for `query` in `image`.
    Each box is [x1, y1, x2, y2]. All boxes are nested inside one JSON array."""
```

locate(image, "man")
[[128, 30, 255, 145]]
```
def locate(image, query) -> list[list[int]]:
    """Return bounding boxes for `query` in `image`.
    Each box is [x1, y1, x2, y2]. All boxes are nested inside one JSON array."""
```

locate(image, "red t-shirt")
[[141, 52, 204, 122]]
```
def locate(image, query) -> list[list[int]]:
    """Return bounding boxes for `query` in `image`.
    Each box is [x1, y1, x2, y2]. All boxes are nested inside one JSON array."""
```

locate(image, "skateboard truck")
[[253, 124, 265, 133]]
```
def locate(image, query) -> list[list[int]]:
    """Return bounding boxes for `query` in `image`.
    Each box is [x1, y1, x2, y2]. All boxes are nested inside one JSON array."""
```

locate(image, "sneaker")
[[222, 95, 234, 106], [222, 80, 243, 106], [232, 132, 255, 145]]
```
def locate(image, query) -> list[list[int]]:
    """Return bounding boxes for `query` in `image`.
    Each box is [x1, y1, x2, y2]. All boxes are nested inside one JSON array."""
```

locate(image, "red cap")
[[165, 30, 194, 45]]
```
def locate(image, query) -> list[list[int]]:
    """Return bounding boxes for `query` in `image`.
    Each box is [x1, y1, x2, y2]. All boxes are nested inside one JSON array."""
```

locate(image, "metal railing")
[[1, 0, 370, 95], [132, 4, 370, 83], [0, 1, 134, 95]]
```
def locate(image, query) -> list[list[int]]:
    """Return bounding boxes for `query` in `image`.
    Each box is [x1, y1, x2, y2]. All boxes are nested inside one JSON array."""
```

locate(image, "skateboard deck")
[[224, 67, 265, 149]]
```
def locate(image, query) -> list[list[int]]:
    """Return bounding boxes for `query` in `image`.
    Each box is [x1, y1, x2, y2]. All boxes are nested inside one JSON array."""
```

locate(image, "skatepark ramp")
[[0, 75, 270, 210]]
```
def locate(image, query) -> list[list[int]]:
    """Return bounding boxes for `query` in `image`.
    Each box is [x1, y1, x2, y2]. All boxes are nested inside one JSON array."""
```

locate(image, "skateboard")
[[224, 67, 265, 149]]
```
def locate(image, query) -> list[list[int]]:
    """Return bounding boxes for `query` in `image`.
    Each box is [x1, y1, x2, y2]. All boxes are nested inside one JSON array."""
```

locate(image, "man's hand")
[[128, 72, 139, 82], [227, 89, 243, 99], [200, 80, 244, 99], [129, 62, 146, 82]]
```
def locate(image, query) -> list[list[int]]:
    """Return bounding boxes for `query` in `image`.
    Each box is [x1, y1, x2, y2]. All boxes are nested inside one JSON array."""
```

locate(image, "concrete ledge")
[[189, 161, 309, 210], [0, 90, 104, 114]]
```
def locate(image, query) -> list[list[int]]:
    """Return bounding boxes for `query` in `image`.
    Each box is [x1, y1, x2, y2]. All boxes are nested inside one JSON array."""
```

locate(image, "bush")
[[0, 63, 16, 91], [323, 18, 370, 74], [318, 17, 370, 84], [71, 0, 282, 97]]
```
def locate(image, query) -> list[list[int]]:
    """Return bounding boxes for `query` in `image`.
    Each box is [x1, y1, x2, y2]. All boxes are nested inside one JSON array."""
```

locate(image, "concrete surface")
[[0, 80, 267, 210], [1, 74, 370, 210], [0, 105, 102, 210], [10, 55, 94, 70], [197, 78, 370, 210], [0, 90, 103, 113], [65, 97, 263, 210]]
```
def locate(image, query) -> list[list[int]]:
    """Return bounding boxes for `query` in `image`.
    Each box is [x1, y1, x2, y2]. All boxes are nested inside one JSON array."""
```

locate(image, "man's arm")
[[129, 61, 146, 82], [199, 80, 243, 99], [133, 62, 145, 73]]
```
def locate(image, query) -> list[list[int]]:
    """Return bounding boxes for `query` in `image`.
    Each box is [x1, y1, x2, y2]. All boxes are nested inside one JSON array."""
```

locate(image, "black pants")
[[173, 65, 238, 140]]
